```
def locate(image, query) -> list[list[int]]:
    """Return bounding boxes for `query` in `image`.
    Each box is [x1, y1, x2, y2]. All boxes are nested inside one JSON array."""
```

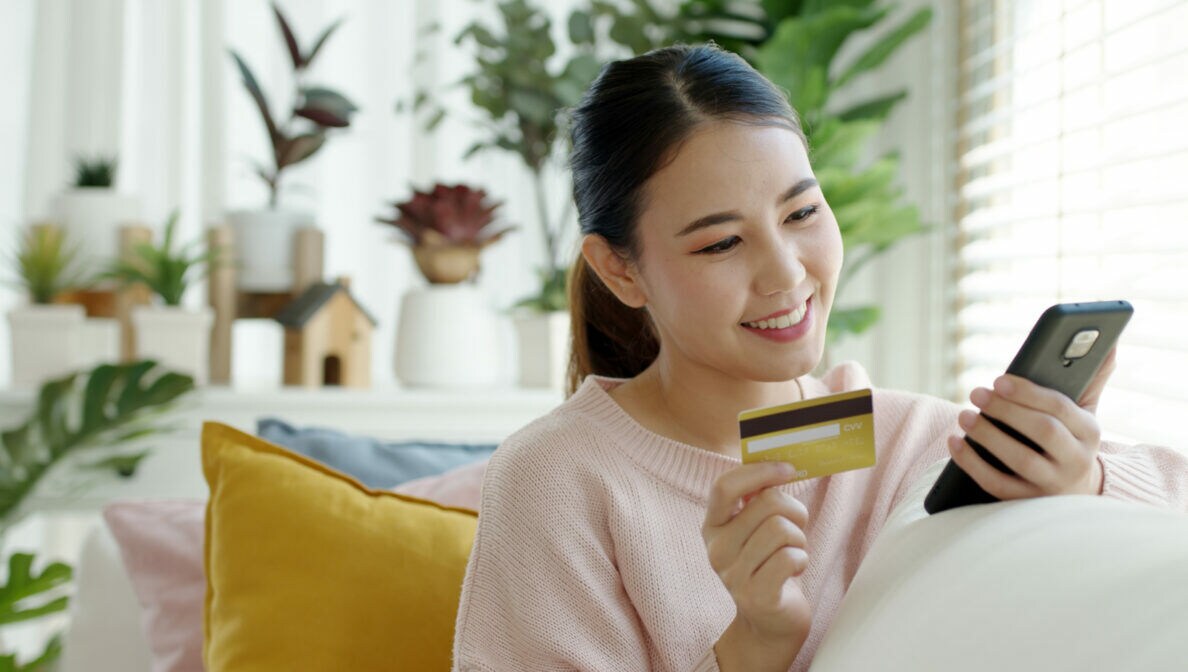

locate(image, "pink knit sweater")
[[452, 363, 1188, 671]]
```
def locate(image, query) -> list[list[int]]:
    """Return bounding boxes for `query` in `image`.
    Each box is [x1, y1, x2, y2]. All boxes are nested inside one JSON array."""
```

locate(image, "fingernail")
[[957, 410, 976, 430], [779, 462, 796, 477], [995, 376, 1014, 395]]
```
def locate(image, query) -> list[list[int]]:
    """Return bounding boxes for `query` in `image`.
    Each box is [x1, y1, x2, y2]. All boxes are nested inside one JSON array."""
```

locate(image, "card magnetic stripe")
[[739, 395, 873, 440]]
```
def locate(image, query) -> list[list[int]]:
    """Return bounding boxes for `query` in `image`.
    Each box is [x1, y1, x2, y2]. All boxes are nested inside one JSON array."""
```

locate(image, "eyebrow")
[[675, 178, 820, 238]]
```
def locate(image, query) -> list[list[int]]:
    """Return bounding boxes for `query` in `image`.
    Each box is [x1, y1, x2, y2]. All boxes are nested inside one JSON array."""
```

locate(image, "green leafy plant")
[[0, 360, 195, 669], [414, 0, 605, 310], [596, 0, 932, 342], [9, 226, 88, 304], [229, 3, 358, 208], [72, 155, 118, 188], [104, 211, 217, 306]]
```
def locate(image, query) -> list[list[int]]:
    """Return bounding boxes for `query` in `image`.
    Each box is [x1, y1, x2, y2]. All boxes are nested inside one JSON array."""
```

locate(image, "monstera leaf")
[[0, 553, 71, 627], [0, 360, 193, 671], [0, 633, 60, 672], [0, 360, 195, 528]]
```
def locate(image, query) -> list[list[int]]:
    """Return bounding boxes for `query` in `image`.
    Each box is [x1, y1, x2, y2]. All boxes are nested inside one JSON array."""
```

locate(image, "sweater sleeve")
[[451, 434, 722, 672], [1098, 441, 1188, 511]]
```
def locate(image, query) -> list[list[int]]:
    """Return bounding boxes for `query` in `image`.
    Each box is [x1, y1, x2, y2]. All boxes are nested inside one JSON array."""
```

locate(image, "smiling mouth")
[[741, 299, 810, 330]]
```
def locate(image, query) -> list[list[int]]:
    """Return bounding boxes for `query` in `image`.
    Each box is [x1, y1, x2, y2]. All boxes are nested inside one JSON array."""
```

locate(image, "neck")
[[621, 351, 805, 459]]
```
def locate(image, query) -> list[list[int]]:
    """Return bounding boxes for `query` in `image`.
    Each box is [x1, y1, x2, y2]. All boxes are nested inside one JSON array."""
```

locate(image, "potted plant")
[[376, 183, 513, 284], [104, 211, 218, 384], [5, 224, 92, 388], [0, 360, 194, 670], [376, 184, 513, 388], [414, 0, 604, 388], [52, 154, 142, 283], [226, 2, 357, 291]]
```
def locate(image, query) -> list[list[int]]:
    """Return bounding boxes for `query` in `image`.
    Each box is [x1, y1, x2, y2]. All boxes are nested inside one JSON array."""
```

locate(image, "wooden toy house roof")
[[274, 282, 378, 329]]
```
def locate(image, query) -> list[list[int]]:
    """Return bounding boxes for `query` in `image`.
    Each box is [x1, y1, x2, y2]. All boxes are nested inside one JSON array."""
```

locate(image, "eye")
[[786, 204, 819, 223], [695, 236, 741, 254]]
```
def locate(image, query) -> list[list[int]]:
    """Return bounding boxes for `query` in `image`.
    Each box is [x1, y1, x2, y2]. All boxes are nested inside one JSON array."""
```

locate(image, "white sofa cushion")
[[59, 521, 152, 672], [811, 460, 1188, 671]]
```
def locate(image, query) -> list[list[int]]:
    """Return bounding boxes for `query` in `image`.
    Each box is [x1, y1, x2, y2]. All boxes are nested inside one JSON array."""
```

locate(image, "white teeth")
[[744, 301, 808, 330]]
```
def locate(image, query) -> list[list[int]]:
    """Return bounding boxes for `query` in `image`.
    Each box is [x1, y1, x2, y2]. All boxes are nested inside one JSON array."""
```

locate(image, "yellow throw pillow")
[[201, 422, 477, 671]]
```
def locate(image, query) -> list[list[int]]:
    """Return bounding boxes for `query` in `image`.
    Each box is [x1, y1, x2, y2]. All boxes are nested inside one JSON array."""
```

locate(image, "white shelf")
[[0, 384, 564, 512]]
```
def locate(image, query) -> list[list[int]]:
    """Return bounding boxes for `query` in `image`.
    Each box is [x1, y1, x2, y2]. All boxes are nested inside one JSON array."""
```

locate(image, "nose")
[[753, 230, 807, 297]]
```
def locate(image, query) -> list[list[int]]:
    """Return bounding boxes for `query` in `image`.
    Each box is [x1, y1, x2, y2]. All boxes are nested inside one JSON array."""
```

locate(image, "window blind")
[[955, 0, 1188, 450]]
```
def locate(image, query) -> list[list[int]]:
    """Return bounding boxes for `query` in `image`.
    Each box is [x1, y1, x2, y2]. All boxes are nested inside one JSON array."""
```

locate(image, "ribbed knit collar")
[[565, 375, 834, 503]]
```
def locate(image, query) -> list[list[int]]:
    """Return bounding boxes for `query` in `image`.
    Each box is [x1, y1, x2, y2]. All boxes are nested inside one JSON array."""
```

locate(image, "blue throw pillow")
[[255, 418, 497, 489]]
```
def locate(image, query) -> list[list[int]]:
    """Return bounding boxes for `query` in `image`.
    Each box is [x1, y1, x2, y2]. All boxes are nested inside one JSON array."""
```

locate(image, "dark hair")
[[566, 43, 806, 394]]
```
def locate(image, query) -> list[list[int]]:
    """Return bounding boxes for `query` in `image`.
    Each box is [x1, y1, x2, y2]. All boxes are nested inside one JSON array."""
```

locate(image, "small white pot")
[[53, 188, 141, 281], [513, 310, 571, 390], [7, 304, 87, 388], [395, 285, 501, 388], [131, 305, 214, 384], [226, 209, 313, 292]]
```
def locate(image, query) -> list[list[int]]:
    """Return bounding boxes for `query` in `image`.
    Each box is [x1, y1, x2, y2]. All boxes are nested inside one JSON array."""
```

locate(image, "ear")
[[580, 234, 648, 309]]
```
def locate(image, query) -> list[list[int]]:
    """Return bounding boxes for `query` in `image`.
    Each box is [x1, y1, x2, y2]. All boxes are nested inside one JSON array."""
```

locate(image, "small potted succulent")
[[5, 224, 96, 387], [377, 184, 513, 388], [375, 184, 513, 284], [52, 154, 142, 283], [104, 211, 217, 384], [226, 3, 357, 291]]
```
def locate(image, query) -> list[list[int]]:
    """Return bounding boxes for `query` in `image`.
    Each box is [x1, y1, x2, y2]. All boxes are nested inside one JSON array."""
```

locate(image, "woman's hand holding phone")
[[946, 347, 1117, 500], [704, 461, 812, 672]]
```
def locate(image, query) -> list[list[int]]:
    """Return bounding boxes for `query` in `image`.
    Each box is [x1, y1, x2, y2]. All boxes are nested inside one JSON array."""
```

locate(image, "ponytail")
[[566, 253, 658, 396]]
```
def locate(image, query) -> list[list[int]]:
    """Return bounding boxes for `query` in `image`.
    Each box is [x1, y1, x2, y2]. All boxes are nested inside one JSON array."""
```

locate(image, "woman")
[[452, 44, 1188, 672]]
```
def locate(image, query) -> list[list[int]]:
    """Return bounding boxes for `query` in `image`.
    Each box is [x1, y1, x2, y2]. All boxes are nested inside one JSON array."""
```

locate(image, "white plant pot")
[[226, 209, 313, 292], [78, 318, 121, 370], [53, 188, 141, 281], [395, 285, 501, 388], [131, 305, 214, 384], [7, 304, 87, 388], [513, 310, 571, 390]]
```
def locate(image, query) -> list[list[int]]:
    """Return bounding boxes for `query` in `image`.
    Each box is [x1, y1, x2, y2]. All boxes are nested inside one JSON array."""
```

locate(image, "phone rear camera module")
[[1062, 329, 1100, 359]]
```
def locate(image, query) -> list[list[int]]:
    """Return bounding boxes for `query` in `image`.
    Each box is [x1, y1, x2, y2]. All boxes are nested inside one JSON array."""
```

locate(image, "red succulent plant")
[[376, 184, 514, 248]]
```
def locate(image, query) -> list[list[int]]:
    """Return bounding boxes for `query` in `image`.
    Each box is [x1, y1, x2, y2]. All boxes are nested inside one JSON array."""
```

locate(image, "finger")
[[1077, 347, 1117, 412], [991, 375, 1101, 442], [706, 488, 808, 573], [733, 514, 808, 582], [968, 388, 1087, 467], [750, 546, 809, 606], [958, 409, 1061, 490], [705, 461, 796, 528], [947, 434, 1040, 500]]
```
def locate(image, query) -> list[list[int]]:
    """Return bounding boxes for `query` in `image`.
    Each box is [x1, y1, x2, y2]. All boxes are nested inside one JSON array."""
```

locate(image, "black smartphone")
[[923, 300, 1134, 514]]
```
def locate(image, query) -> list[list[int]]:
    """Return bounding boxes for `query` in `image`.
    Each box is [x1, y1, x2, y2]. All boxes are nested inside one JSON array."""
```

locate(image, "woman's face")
[[631, 120, 843, 383]]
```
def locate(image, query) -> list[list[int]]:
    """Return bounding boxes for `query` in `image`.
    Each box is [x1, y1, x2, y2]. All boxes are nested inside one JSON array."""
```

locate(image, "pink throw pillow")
[[391, 458, 488, 510], [99, 459, 488, 672], [103, 500, 206, 672]]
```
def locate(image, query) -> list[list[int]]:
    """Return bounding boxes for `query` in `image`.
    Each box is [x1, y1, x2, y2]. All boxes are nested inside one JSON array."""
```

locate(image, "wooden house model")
[[273, 278, 377, 388]]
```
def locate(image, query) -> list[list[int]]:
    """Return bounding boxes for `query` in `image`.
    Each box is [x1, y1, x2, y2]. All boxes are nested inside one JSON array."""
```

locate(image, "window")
[[955, 0, 1188, 450]]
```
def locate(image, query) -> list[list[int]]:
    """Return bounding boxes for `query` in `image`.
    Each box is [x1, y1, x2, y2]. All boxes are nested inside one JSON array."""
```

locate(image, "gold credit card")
[[739, 389, 876, 481]]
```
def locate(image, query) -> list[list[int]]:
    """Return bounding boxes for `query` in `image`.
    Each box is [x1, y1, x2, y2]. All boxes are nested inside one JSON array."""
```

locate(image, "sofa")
[[58, 423, 1188, 671]]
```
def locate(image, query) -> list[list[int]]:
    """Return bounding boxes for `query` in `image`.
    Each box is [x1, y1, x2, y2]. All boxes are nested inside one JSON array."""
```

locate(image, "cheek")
[[810, 221, 845, 285], [647, 255, 744, 325]]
